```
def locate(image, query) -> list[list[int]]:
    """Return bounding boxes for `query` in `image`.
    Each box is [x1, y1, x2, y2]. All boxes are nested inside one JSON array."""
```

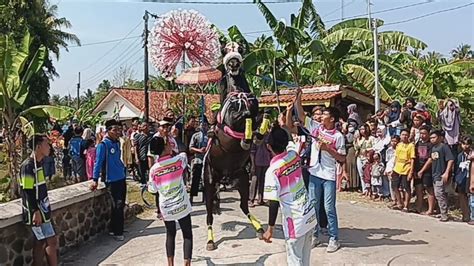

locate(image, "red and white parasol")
[[175, 66, 222, 85]]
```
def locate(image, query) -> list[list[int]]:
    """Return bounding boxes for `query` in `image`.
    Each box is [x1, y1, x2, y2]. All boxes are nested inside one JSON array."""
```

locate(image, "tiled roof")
[[259, 84, 386, 105], [259, 84, 343, 104], [106, 88, 219, 120]]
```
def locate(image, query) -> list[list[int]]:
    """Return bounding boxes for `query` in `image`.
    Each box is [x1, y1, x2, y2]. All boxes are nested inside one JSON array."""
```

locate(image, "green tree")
[[451, 44, 473, 60], [0, 0, 80, 129], [1, 32, 73, 198]]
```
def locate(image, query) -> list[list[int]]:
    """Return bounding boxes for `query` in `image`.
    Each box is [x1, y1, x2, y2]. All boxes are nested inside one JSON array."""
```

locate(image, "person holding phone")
[[20, 134, 58, 266]]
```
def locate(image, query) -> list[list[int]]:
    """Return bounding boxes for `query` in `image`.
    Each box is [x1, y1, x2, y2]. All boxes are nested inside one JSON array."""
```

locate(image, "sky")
[[50, 0, 474, 96]]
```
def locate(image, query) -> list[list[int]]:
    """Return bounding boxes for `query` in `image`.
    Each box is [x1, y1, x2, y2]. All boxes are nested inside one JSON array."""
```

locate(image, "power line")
[[80, 21, 142, 72], [81, 37, 142, 86], [384, 2, 474, 26], [324, 1, 434, 23], [82, 48, 143, 88], [140, 0, 301, 4], [69, 35, 141, 48], [321, 0, 355, 19]]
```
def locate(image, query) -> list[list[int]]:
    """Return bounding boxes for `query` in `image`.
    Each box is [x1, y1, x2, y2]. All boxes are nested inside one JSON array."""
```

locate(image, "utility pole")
[[341, 0, 344, 21], [367, 0, 380, 112], [77, 72, 80, 110], [143, 11, 150, 123]]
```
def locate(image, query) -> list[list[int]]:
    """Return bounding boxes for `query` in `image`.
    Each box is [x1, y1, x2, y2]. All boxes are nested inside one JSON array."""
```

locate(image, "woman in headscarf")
[[354, 124, 375, 194], [347, 103, 362, 126], [343, 119, 360, 190], [387, 101, 402, 137], [372, 125, 392, 199], [439, 99, 461, 151]]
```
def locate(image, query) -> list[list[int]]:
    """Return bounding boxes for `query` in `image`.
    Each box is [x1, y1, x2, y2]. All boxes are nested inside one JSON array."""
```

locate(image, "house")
[[92, 88, 220, 122], [259, 84, 388, 121]]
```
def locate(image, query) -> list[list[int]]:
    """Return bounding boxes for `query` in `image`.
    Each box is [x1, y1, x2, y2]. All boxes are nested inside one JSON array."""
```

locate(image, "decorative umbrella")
[[175, 66, 222, 85]]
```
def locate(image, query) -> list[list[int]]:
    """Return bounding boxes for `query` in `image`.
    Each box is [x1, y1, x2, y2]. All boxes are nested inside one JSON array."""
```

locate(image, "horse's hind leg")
[[203, 161, 218, 251], [236, 169, 264, 239]]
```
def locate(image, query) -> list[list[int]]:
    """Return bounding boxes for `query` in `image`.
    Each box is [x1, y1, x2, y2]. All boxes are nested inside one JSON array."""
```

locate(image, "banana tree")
[[1, 31, 73, 198]]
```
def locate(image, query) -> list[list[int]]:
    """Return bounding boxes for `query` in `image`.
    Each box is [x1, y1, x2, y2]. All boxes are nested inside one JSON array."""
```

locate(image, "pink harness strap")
[[224, 125, 245, 139]]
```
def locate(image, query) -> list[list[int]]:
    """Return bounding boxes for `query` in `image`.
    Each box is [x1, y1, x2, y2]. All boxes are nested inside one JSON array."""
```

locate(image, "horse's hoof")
[[256, 228, 265, 240], [240, 140, 251, 150], [206, 241, 217, 251]]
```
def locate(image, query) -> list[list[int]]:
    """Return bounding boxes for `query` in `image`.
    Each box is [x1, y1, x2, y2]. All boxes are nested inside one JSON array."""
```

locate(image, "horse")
[[202, 91, 269, 251]]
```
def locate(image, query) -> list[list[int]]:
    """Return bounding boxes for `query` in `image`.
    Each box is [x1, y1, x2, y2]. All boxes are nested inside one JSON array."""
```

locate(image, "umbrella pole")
[[181, 53, 186, 144]]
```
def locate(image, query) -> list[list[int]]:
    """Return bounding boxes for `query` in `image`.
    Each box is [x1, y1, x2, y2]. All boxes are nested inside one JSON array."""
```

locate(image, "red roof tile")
[[110, 88, 220, 120]]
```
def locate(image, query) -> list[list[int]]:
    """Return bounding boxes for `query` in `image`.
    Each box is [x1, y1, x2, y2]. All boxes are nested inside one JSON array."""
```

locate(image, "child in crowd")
[[371, 152, 385, 200], [262, 125, 316, 266], [385, 136, 399, 204], [455, 136, 472, 223], [148, 136, 193, 266], [363, 151, 374, 197], [84, 137, 96, 180]]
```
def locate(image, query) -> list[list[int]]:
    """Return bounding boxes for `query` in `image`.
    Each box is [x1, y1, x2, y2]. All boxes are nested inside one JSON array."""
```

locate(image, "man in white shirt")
[[287, 89, 346, 253]]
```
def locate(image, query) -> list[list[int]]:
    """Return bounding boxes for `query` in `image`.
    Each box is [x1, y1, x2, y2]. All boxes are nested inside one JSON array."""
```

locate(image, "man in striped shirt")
[[134, 122, 153, 185]]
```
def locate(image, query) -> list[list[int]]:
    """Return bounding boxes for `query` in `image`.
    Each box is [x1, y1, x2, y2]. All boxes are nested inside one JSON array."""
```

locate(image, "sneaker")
[[114, 235, 125, 241], [467, 220, 474, 225], [312, 238, 321, 248], [326, 239, 340, 253], [108, 232, 114, 236], [439, 216, 449, 222]]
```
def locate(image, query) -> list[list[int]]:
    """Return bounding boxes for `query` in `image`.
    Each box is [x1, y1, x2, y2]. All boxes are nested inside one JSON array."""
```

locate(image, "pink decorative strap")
[[224, 125, 245, 140]]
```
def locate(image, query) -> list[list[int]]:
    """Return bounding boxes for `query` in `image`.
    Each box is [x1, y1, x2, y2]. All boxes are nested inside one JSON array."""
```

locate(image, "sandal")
[[401, 208, 409, 213], [248, 201, 255, 208]]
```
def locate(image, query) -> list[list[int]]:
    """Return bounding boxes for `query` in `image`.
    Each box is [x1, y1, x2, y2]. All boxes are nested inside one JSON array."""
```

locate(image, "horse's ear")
[[221, 42, 228, 56]]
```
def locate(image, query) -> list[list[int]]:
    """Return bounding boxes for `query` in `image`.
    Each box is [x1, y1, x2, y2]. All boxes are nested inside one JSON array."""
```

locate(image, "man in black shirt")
[[415, 125, 435, 214], [424, 129, 454, 222], [134, 122, 152, 185], [20, 134, 58, 266]]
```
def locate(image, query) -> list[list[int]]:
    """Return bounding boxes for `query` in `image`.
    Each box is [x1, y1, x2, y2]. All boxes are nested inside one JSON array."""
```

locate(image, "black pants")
[[138, 159, 149, 184], [190, 163, 203, 197], [164, 214, 193, 260], [108, 179, 126, 236]]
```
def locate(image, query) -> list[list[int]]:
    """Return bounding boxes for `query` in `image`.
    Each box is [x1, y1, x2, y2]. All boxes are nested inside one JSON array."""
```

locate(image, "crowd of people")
[[17, 91, 473, 265]]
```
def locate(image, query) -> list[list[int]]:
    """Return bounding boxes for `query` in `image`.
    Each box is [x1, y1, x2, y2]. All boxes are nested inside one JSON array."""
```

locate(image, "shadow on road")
[[191, 208, 234, 217], [194, 253, 275, 266], [339, 227, 429, 248], [61, 217, 200, 265], [213, 221, 284, 247]]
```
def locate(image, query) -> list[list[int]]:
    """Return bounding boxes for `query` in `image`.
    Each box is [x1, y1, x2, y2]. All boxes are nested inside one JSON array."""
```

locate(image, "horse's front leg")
[[204, 161, 219, 251], [236, 169, 264, 239]]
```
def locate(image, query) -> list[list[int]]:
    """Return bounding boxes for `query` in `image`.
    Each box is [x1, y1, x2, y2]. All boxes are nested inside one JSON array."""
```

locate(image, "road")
[[62, 191, 474, 266]]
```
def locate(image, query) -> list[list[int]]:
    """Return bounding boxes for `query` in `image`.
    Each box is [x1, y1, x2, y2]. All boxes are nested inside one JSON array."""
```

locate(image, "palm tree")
[[451, 44, 473, 60], [83, 89, 95, 103]]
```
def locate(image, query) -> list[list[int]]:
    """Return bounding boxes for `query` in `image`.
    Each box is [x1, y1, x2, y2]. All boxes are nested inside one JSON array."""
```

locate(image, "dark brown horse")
[[202, 92, 267, 251]]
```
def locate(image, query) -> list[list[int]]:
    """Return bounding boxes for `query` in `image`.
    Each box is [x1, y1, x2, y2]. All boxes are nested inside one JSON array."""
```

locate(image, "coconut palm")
[[451, 44, 473, 60]]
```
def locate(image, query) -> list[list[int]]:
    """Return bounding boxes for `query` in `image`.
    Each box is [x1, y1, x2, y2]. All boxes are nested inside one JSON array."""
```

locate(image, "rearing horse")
[[202, 91, 269, 251]]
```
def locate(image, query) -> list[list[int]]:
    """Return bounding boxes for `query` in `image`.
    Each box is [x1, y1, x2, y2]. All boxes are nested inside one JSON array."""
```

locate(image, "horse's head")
[[223, 42, 245, 76], [221, 92, 259, 133]]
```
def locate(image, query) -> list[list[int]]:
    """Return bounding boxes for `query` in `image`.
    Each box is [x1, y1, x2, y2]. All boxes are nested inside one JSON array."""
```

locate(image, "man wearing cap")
[[91, 119, 127, 241], [189, 117, 209, 204]]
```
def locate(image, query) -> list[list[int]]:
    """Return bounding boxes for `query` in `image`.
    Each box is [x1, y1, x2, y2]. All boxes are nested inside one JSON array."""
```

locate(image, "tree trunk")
[[5, 132, 20, 199]]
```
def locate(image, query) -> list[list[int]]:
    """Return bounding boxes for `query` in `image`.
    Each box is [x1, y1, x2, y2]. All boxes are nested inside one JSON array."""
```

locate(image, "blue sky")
[[51, 0, 474, 96]]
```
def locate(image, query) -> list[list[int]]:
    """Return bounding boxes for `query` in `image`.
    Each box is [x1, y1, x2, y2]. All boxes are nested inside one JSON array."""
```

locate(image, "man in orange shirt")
[[391, 129, 416, 211]]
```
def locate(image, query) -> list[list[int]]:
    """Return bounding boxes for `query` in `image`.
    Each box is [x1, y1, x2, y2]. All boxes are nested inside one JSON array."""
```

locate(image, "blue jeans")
[[308, 175, 338, 241]]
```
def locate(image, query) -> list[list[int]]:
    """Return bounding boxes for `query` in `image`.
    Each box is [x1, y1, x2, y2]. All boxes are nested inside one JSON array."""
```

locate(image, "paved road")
[[63, 191, 474, 266]]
